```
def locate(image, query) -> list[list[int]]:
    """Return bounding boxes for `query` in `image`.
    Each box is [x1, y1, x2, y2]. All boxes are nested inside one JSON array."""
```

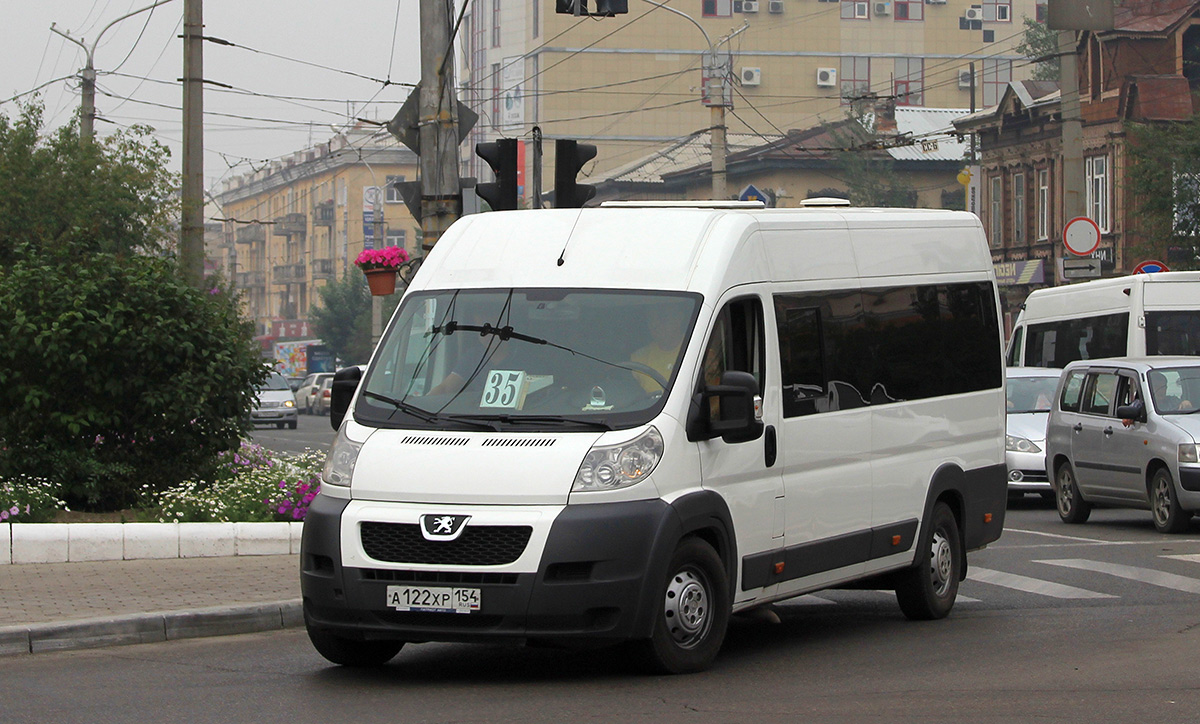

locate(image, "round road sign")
[[1133, 260, 1169, 274], [1063, 216, 1101, 257]]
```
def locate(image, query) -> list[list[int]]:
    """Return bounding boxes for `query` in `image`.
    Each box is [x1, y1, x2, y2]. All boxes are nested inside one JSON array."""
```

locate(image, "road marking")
[[967, 567, 1116, 598], [1163, 554, 1200, 564], [1003, 528, 1114, 545], [1037, 559, 1200, 595]]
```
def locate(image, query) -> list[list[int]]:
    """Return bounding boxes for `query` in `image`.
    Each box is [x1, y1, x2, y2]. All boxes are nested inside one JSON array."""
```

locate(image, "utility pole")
[[418, 0, 462, 250], [180, 0, 205, 288], [50, 0, 175, 145]]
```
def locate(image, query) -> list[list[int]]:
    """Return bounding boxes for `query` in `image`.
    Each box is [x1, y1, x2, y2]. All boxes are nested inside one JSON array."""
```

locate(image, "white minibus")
[[1006, 271, 1200, 368], [301, 203, 1008, 673]]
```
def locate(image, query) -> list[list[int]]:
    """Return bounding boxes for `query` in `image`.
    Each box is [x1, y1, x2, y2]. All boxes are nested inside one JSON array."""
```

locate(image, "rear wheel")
[[306, 625, 403, 667], [1151, 468, 1192, 534], [634, 537, 729, 675], [1055, 462, 1091, 524], [895, 501, 961, 620]]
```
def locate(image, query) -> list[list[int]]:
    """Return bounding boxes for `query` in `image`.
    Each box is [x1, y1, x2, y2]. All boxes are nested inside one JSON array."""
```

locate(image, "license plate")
[[386, 585, 481, 614]]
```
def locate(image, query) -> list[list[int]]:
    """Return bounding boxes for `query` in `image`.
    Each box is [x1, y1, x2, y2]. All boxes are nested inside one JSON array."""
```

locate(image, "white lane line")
[[967, 567, 1116, 599], [1003, 528, 1114, 544], [1037, 558, 1200, 595], [956, 595, 981, 603], [1162, 554, 1200, 564]]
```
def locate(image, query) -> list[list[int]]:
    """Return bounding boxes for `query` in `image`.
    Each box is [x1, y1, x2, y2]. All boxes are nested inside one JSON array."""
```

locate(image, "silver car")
[[1005, 367, 1062, 499], [1045, 357, 1200, 533], [251, 370, 299, 429]]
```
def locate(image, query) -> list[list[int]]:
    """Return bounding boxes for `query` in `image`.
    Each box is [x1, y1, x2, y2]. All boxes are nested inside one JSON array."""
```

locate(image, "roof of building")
[[1109, 0, 1199, 35], [1120, 74, 1195, 120], [951, 81, 1061, 128], [599, 131, 774, 184]]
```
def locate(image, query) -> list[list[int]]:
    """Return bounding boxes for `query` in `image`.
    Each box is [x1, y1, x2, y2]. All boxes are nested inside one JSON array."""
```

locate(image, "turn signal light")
[[892, 535, 902, 546], [773, 562, 785, 574], [983, 513, 993, 524]]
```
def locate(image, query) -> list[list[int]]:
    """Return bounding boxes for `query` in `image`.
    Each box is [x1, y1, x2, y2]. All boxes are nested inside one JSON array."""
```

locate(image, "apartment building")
[[460, 0, 1043, 199], [211, 127, 419, 338]]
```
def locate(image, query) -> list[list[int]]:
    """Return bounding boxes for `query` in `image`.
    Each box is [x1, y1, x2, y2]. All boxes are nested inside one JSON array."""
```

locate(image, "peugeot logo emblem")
[[420, 514, 470, 541]]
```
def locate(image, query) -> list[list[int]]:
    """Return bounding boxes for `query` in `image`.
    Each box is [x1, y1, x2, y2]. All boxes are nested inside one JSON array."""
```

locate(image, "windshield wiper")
[[361, 391, 441, 424], [464, 414, 614, 431], [432, 321, 547, 346]]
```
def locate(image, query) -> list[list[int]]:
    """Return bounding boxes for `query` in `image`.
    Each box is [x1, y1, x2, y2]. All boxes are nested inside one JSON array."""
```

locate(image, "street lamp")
[[50, 0, 177, 144]]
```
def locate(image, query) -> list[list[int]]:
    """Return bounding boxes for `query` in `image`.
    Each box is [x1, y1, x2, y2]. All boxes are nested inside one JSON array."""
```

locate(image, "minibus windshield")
[[355, 288, 702, 430]]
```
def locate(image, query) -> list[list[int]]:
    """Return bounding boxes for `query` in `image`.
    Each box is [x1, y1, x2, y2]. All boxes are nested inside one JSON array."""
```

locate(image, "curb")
[[0, 521, 303, 565], [0, 599, 303, 656]]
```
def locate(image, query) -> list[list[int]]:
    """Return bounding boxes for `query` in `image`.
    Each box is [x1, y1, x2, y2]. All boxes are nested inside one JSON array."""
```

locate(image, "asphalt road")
[[248, 410, 337, 455], [6, 499, 1200, 723]]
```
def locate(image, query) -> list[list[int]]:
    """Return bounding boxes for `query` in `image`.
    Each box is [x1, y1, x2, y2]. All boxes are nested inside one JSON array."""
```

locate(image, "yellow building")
[[460, 0, 1044, 196], [212, 128, 419, 338]]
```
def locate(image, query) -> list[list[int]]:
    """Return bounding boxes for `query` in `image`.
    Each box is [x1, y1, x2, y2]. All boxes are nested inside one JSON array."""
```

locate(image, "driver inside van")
[[631, 306, 686, 393]]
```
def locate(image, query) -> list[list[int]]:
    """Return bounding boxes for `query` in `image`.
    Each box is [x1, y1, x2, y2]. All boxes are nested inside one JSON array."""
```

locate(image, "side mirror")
[[1115, 397, 1146, 423], [687, 370, 764, 443], [330, 366, 363, 430]]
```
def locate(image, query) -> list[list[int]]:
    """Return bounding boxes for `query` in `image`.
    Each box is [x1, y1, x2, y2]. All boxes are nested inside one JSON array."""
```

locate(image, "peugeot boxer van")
[[1006, 271, 1200, 368], [301, 202, 1008, 673]]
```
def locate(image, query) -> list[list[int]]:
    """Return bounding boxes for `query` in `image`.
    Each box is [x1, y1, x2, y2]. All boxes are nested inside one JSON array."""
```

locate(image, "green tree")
[[0, 102, 267, 510], [309, 271, 404, 365], [1015, 16, 1060, 82], [1125, 118, 1200, 268]]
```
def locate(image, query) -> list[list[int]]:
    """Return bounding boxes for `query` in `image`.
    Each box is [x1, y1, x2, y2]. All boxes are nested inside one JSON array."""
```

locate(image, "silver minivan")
[[1045, 357, 1200, 533]]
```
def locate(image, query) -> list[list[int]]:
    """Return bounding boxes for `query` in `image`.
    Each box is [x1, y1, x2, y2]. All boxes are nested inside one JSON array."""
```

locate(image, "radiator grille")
[[360, 522, 532, 566]]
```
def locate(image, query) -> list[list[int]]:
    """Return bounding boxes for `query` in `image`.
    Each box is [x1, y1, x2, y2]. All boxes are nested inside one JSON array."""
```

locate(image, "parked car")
[[1045, 357, 1200, 533], [251, 370, 298, 429], [287, 376, 305, 392], [313, 377, 334, 416], [296, 372, 334, 414], [1005, 367, 1063, 499]]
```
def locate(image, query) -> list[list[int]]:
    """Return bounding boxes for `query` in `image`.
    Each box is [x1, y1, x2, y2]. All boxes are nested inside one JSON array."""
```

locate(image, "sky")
[[1, 0, 422, 193]]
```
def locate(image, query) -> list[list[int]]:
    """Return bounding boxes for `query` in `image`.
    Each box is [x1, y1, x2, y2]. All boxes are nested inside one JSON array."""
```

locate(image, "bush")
[[0, 253, 266, 510], [153, 447, 324, 523]]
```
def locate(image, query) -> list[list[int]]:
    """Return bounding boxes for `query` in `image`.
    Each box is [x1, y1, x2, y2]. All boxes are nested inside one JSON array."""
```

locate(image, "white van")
[[1006, 271, 1200, 368], [301, 203, 1008, 673]]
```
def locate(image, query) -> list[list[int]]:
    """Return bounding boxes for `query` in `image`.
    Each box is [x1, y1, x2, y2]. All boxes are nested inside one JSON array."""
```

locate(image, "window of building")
[[1036, 0, 1048, 22], [386, 229, 407, 250], [491, 62, 501, 129], [703, 0, 733, 16], [533, 0, 539, 38], [1086, 154, 1110, 233], [989, 175, 1003, 246], [894, 57, 923, 106], [1037, 168, 1049, 240], [983, 0, 1011, 21], [982, 58, 1011, 107], [492, 0, 501, 47], [841, 0, 870, 19], [1012, 172, 1026, 244], [840, 57, 870, 104], [385, 175, 406, 203], [895, 0, 922, 21]]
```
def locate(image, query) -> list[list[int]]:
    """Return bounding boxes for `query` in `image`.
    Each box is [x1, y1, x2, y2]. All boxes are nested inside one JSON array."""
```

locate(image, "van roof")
[[413, 207, 991, 296]]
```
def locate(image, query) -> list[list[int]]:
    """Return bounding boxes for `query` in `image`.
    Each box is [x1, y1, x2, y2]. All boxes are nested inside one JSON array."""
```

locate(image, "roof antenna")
[[556, 210, 586, 267]]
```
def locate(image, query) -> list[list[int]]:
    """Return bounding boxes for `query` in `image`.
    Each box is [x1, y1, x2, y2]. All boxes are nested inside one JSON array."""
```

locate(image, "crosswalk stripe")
[[967, 566, 1116, 599], [1037, 558, 1200, 594]]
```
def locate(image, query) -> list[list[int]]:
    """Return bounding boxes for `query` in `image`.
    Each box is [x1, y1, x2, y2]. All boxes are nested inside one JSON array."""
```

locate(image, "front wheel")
[[306, 625, 403, 667], [895, 501, 961, 621], [634, 537, 730, 675], [1055, 462, 1091, 524], [1151, 468, 1192, 534]]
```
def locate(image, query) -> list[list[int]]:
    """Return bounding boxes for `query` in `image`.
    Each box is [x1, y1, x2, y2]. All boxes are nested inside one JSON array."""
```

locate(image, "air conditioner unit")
[[958, 69, 973, 89], [769, 0, 785, 13], [732, 0, 744, 10], [741, 67, 762, 86], [743, 0, 760, 12], [964, 7, 983, 21], [816, 67, 838, 88], [874, 1, 891, 15]]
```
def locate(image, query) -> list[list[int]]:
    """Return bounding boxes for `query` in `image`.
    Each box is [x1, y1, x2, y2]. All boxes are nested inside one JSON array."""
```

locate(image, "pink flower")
[[8, 506, 17, 515], [354, 246, 409, 271], [1, 510, 7, 520]]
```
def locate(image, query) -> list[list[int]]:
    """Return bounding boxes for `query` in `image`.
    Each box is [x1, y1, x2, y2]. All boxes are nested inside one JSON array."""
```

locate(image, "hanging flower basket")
[[355, 246, 409, 296]]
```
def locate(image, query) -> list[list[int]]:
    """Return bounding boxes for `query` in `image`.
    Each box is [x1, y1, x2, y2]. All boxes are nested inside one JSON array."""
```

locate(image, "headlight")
[[284, 399, 295, 408], [573, 426, 664, 492], [1006, 435, 1042, 454], [322, 424, 364, 487], [1179, 444, 1199, 464]]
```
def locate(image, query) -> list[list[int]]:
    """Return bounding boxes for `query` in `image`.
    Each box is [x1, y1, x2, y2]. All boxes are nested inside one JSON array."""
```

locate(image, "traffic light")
[[554, 139, 597, 209], [475, 139, 519, 211], [556, 0, 628, 16]]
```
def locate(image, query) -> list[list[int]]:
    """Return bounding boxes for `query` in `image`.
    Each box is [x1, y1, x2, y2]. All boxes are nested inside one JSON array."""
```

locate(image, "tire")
[[288, 420, 298, 430], [634, 537, 730, 675], [306, 625, 403, 667], [1055, 462, 1091, 524], [1151, 467, 1192, 534], [895, 501, 961, 621]]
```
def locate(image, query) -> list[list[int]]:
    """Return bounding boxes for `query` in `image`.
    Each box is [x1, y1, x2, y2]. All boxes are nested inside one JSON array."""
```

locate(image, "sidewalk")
[[0, 554, 301, 656]]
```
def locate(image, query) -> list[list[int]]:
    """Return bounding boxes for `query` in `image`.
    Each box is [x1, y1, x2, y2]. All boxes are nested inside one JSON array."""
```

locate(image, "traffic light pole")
[[418, 0, 462, 250]]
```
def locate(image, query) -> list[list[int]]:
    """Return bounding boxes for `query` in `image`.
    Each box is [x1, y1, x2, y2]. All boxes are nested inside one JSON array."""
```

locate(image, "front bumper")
[[300, 493, 676, 644], [251, 407, 297, 423], [1006, 448, 1049, 492]]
